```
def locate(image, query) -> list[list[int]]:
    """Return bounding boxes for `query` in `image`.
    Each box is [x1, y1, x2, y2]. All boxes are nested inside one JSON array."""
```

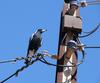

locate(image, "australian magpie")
[[25, 29, 46, 64]]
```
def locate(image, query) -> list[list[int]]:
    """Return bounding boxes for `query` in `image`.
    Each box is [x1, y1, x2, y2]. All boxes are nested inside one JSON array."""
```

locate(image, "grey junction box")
[[62, 15, 82, 33]]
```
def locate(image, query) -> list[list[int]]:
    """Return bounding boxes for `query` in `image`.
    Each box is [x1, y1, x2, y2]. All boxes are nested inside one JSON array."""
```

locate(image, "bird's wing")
[[40, 39, 43, 46], [30, 30, 37, 40], [27, 37, 32, 56], [30, 33, 34, 40]]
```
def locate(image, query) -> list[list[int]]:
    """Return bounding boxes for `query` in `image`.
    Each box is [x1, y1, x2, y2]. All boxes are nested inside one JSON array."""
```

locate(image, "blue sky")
[[0, 0, 100, 83]]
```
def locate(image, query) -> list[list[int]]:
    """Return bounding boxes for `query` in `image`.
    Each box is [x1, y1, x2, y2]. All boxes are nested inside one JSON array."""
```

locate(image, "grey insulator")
[[67, 40, 77, 50]]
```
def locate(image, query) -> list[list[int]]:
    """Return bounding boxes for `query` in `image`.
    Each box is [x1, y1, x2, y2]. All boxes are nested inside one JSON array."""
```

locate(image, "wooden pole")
[[55, 3, 80, 83]]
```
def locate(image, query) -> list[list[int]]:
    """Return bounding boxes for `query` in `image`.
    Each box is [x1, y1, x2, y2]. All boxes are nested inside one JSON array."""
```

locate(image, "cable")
[[0, 57, 26, 64], [0, 53, 46, 83], [85, 46, 100, 48], [39, 38, 86, 67], [0, 47, 86, 82], [79, 0, 100, 6], [87, 0, 100, 5], [39, 49, 86, 67], [0, 50, 86, 83], [0, 58, 39, 83], [0, 54, 38, 64], [79, 23, 100, 38]]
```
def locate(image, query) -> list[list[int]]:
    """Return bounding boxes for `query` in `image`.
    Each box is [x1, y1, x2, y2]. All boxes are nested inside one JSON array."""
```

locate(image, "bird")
[[25, 29, 47, 64]]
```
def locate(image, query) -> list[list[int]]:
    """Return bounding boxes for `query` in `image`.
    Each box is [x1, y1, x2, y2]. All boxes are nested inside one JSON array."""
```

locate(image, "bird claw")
[[24, 57, 32, 65]]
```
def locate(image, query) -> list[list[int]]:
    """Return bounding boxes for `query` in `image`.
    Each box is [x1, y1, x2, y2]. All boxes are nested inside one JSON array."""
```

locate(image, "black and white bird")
[[25, 29, 47, 64]]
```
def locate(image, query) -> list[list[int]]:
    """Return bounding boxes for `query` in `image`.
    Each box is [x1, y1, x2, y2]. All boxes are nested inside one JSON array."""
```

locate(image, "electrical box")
[[62, 15, 82, 33]]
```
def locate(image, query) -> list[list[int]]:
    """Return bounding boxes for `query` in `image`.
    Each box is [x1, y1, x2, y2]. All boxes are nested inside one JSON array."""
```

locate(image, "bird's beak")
[[42, 29, 47, 33]]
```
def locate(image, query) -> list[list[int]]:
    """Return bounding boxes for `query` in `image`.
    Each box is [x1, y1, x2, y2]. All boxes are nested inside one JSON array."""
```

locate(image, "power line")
[[85, 46, 100, 48], [0, 58, 38, 83], [0, 57, 26, 64], [0, 50, 86, 83], [87, 0, 100, 5], [0, 53, 45, 83], [79, 23, 100, 38], [0, 1, 100, 82]]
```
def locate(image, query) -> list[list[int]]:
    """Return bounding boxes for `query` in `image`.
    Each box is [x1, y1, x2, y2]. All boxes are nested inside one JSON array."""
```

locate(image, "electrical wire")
[[0, 1, 100, 83], [38, 38, 86, 67], [87, 0, 100, 5], [0, 49, 86, 83], [0, 58, 39, 83], [0, 53, 47, 83], [85, 46, 100, 48], [0, 54, 38, 64], [79, 23, 100, 38], [79, 0, 100, 6], [0, 57, 26, 64], [39, 49, 86, 67], [78, 0, 100, 7]]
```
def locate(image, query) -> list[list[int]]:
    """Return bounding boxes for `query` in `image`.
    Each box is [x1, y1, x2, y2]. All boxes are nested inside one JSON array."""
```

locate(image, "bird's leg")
[[25, 50, 35, 65], [28, 50, 35, 57], [27, 50, 35, 61]]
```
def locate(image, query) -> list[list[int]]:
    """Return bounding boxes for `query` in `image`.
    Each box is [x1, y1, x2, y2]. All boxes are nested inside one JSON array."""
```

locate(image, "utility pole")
[[55, 2, 82, 83]]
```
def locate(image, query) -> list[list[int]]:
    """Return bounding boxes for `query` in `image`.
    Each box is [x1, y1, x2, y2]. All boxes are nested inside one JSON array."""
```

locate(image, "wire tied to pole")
[[39, 43, 86, 67], [0, 48, 87, 83]]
